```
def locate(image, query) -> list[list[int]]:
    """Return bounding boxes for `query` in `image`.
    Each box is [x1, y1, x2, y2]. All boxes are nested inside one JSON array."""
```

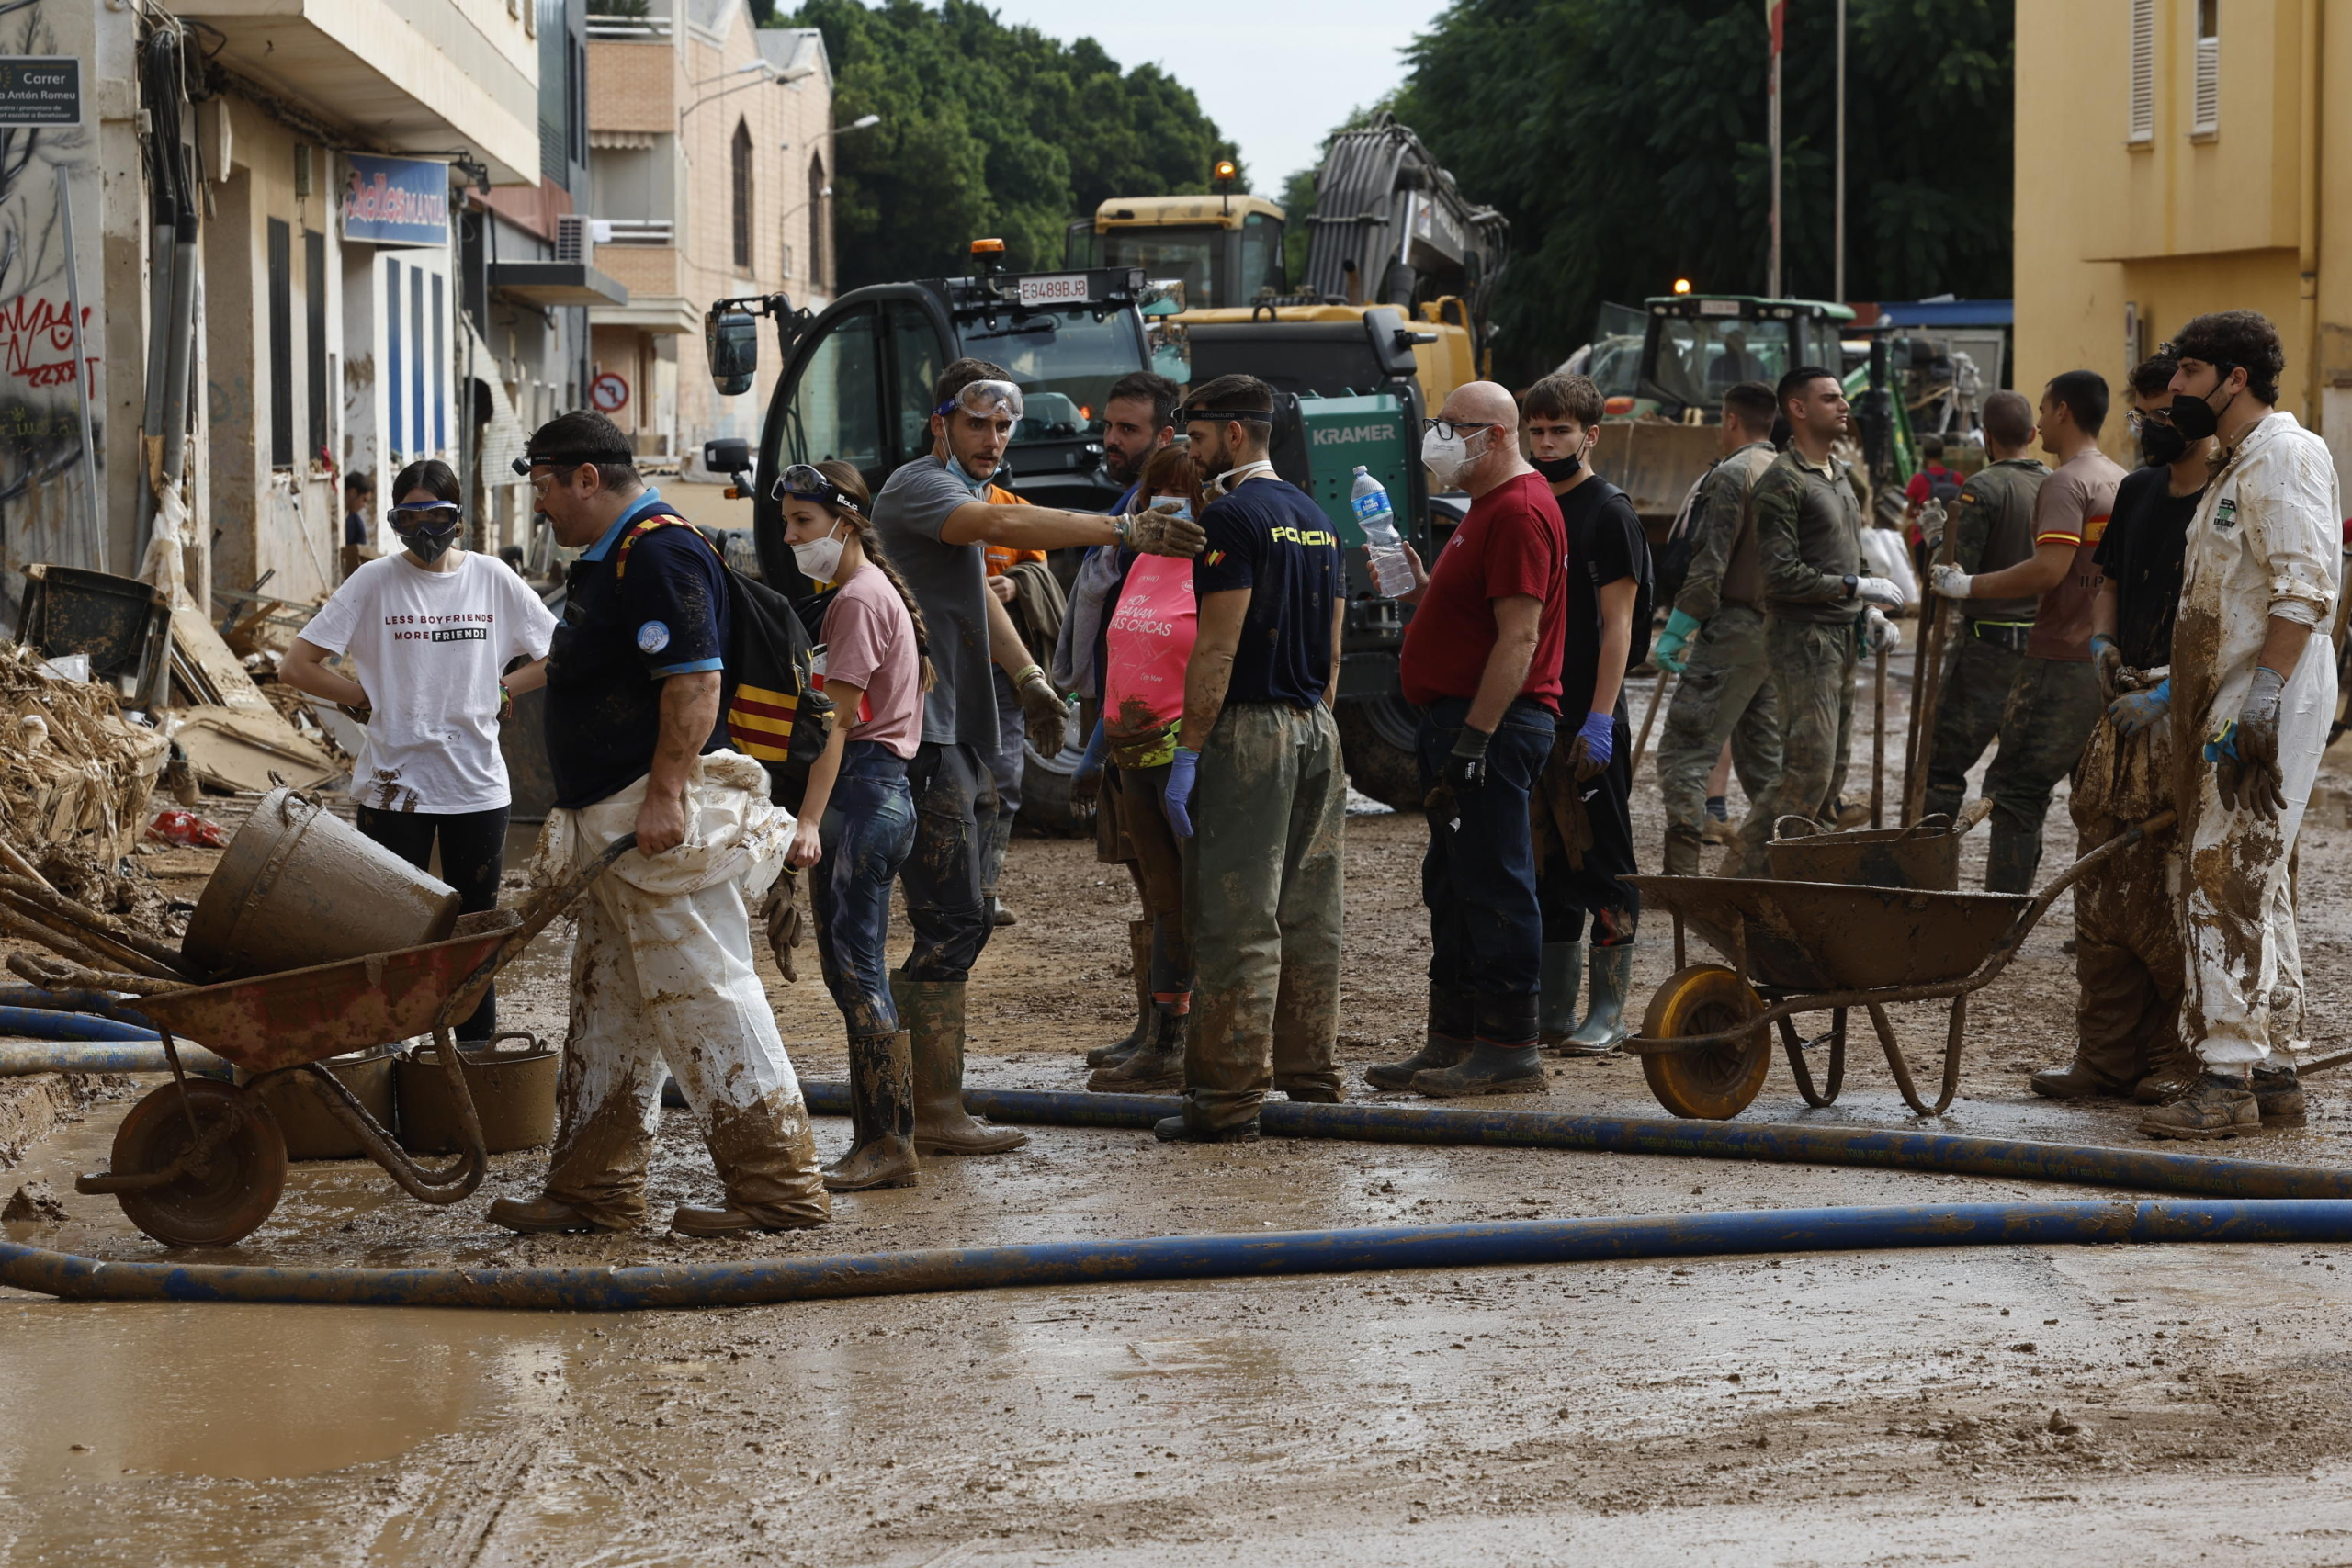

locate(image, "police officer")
[[1724, 368, 1905, 877], [1650, 380, 1781, 875], [1919, 390, 2051, 824]]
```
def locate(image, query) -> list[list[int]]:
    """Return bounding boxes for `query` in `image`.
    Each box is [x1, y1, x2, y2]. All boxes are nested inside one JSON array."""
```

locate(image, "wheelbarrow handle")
[[506, 832, 641, 952], [1972, 810, 2177, 988]]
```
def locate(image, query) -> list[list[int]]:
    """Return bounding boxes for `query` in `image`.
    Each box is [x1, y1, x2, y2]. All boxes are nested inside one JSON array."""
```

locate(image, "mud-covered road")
[[6, 678, 2352, 1564]]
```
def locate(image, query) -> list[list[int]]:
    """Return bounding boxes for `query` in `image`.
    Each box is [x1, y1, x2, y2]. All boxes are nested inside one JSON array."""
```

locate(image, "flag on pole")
[[1767, 0, 1786, 52]]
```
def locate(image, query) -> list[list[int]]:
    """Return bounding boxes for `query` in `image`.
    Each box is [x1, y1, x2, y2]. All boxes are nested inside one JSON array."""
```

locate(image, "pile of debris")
[[0, 644, 169, 865]]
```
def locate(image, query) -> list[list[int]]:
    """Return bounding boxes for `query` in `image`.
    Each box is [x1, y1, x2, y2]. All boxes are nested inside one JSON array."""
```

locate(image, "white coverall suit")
[[527, 750, 829, 1228], [2173, 411, 2340, 1068]]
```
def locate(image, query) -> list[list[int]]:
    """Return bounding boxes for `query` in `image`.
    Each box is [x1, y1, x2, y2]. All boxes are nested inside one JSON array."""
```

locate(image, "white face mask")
[[1206, 458, 1274, 497], [791, 522, 846, 583], [1423, 427, 1485, 491]]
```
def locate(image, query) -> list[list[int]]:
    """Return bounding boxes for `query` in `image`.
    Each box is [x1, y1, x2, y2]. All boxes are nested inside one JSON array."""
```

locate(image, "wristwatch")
[[1842, 574, 1859, 600]]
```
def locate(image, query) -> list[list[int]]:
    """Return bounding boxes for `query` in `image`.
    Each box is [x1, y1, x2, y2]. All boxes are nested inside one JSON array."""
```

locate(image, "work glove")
[[1861, 607, 1901, 655], [2108, 677, 2170, 739], [1116, 501, 1206, 558], [1853, 575, 1906, 610], [2208, 666, 2289, 818], [1013, 664, 1072, 757], [1917, 500, 1949, 550], [1928, 563, 1973, 600], [1568, 708, 1615, 778], [1651, 608, 1701, 674], [1164, 746, 1199, 839], [1073, 717, 1108, 782], [1442, 724, 1492, 795], [2090, 633, 2127, 701]]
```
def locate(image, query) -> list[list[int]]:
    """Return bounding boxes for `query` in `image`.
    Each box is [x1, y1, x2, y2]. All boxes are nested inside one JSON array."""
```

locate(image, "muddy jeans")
[[1182, 702, 1347, 1128], [1656, 604, 1781, 874], [1920, 631, 2027, 824], [1115, 760, 1193, 1003], [1728, 618, 1857, 877], [1418, 697, 1555, 1043], [356, 803, 507, 1041], [979, 667, 1025, 899], [1981, 654, 2105, 893], [812, 741, 918, 1038], [899, 740, 999, 984]]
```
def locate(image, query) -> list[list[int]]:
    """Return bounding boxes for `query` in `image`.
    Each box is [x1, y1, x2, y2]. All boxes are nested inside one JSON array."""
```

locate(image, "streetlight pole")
[[1834, 0, 1847, 303], [1768, 0, 1784, 298]]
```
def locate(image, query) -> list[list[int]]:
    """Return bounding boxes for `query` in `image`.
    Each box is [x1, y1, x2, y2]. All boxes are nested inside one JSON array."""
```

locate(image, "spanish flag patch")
[[727, 682, 799, 762], [1204, 549, 1226, 567]]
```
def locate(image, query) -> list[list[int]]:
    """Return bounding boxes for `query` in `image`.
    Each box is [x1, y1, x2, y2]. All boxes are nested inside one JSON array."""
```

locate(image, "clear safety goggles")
[[934, 379, 1025, 422], [387, 501, 462, 533], [774, 461, 854, 511]]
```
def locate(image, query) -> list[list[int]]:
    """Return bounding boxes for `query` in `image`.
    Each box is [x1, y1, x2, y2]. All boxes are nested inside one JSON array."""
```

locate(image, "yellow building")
[[2016, 0, 2352, 481]]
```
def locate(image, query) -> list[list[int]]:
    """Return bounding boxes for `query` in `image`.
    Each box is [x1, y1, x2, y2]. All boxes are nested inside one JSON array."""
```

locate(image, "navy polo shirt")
[[1193, 476, 1341, 708], [544, 488, 731, 809]]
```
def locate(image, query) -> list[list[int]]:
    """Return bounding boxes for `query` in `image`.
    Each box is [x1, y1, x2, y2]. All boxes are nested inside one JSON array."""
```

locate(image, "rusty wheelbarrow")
[[1621, 814, 2174, 1122], [73, 836, 635, 1247]]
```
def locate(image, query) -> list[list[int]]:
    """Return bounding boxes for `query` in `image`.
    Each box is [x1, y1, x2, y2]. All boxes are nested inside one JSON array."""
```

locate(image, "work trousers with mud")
[[1114, 760, 1193, 1003], [979, 667, 1025, 901], [1656, 604, 1781, 874], [1182, 701, 1347, 1129], [1980, 654, 2105, 893], [356, 803, 508, 1041], [1728, 618, 1856, 877], [899, 740, 998, 984], [1538, 705, 1639, 944], [541, 782, 826, 1230], [1920, 632, 2027, 824], [1418, 696, 1555, 1044], [2068, 715, 2188, 1090], [811, 740, 917, 1038]]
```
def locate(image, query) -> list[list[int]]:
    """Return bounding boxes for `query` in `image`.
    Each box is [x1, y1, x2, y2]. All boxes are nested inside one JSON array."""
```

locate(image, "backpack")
[[615, 504, 838, 807], [1927, 466, 1964, 506], [1652, 472, 1706, 613]]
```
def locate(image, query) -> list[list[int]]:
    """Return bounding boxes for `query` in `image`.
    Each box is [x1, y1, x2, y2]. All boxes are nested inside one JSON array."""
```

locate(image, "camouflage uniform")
[[1657, 441, 1781, 875], [1920, 457, 2050, 822], [1726, 447, 1867, 878]]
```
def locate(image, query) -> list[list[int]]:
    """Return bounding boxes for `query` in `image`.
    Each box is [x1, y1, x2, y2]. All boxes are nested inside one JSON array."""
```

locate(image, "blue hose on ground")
[[0, 987, 153, 1027], [0, 1040, 232, 1077], [0, 1006, 163, 1044], [6, 1200, 2352, 1310]]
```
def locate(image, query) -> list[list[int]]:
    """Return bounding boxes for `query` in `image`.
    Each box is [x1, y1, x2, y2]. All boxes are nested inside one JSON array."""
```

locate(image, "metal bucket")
[[235, 1048, 399, 1160], [396, 1033, 558, 1155], [182, 788, 462, 979], [1766, 815, 1962, 891]]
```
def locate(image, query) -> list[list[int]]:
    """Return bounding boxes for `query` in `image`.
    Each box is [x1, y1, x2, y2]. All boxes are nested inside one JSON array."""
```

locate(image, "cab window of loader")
[[1646, 315, 1792, 413], [1096, 229, 1219, 307], [781, 305, 884, 474], [1240, 212, 1283, 298], [961, 309, 1147, 445], [884, 301, 944, 464]]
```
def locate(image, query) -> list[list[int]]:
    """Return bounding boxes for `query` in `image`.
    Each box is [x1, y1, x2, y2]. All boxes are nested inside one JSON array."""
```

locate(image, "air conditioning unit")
[[555, 213, 594, 265]]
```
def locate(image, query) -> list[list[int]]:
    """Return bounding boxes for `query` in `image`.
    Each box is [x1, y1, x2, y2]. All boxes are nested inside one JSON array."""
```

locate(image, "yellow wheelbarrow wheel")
[[1639, 964, 1771, 1120]]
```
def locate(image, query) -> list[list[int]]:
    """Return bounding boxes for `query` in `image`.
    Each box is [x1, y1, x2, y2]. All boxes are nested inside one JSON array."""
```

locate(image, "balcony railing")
[[598, 219, 674, 246], [585, 15, 671, 38]]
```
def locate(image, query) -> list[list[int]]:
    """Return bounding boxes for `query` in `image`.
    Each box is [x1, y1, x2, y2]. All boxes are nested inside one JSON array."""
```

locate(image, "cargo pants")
[[1656, 604, 1781, 875], [2066, 712, 2191, 1091], [1726, 618, 1855, 878], [1980, 654, 2105, 893], [1181, 701, 1347, 1130], [1919, 632, 2026, 824]]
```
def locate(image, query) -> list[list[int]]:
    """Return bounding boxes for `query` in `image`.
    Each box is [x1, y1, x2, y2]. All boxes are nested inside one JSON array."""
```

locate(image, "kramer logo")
[[1312, 423, 1397, 446]]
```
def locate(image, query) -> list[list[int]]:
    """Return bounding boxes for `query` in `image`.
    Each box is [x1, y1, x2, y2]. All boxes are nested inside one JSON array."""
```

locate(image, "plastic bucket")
[[182, 789, 462, 979], [236, 1048, 400, 1160], [396, 1033, 558, 1156], [1766, 814, 1962, 891]]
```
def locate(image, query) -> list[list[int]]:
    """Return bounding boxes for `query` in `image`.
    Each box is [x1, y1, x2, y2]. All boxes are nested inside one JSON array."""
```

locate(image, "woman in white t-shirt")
[[281, 458, 559, 1041], [778, 459, 933, 1193]]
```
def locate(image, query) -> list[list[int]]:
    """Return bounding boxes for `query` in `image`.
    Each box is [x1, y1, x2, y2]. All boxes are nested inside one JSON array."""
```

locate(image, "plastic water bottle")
[[1351, 467, 1415, 597]]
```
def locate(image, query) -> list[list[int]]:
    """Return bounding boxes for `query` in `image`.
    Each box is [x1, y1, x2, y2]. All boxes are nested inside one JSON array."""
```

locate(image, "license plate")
[[1698, 298, 1741, 317], [1016, 274, 1091, 307]]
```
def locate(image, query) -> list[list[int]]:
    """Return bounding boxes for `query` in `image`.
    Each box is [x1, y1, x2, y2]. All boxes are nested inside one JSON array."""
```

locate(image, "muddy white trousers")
[[2183, 637, 2333, 1068], [531, 752, 827, 1227]]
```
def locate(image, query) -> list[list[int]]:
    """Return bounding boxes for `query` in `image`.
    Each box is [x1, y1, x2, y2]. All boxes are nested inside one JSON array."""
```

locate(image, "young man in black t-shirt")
[[1522, 373, 1653, 1055], [1155, 374, 1348, 1142], [2033, 351, 2209, 1106]]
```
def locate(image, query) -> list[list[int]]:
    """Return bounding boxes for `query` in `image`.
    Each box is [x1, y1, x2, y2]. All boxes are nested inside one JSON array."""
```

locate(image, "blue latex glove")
[[2111, 678, 2170, 739], [1651, 608, 1701, 674], [1164, 746, 1199, 839], [1569, 709, 1615, 774], [1074, 718, 1109, 781]]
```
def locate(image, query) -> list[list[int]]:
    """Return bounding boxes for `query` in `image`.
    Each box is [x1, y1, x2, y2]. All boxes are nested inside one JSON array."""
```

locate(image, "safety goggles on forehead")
[[1179, 404, 1272, 426], [510, 450, 630, 478], [1424, 418, 1498, 441], [934, 379, 1025, 422], [774, 461, 854, 510], [388, 501, 462, 531]]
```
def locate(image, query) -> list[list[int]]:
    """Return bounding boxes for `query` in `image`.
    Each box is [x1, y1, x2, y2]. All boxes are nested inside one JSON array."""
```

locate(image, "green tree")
[[1385, 0, 2013, 382], [783, 1, 1242, 288]]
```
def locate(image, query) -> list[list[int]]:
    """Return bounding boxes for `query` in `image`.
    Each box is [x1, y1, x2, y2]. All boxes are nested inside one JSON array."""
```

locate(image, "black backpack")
[[1928, 467, 1964, 506], [616, 504, 837, 807]]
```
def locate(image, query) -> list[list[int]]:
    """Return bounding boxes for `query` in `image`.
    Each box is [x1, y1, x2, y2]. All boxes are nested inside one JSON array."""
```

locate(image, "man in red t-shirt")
[[1365, 380, 1571, 1098]]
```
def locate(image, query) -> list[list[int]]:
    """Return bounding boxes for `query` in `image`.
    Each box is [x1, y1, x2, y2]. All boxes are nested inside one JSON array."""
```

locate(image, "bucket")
[[182, 789, 462, 979], [1766, 814, 1962, 891], [235, 1048, 399, 1160], [396, 1032, 558, 1156]]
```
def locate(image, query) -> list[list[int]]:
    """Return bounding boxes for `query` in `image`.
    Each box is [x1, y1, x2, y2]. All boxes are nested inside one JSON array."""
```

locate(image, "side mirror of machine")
[[706, 306, 758, 396], [1362, 306, 1429, 381], [703, 437, 751, 477]]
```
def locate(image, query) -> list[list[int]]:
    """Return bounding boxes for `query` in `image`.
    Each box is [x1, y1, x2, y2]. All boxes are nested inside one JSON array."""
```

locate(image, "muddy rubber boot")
[[824, 1031, 921, 1192], [1281, 1081, 1345, 1103], [671, 1201, 830, 1236], [1537, 941, 1584, 1050], [1409, 1042, 1550, 1098], [1152, 1102, 1261, 1143], [2137, 1071, 2262, 1140], [1088, 1006, 1186, 1093], [2251, 1064, 2308, 1128], [2030, 1058, 2133, 1100], [897, 974, 1027, 1156], [486, 1196, 614, 1235], [1557, 942, 1634, 1056], [1662, 829, 1705, 877], [1366, 988, 1475, 1089], [1085, 921, 1156, 1069]]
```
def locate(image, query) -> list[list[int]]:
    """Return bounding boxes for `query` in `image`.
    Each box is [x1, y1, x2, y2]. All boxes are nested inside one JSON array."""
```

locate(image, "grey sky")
[[982, 2, 1446, 193]]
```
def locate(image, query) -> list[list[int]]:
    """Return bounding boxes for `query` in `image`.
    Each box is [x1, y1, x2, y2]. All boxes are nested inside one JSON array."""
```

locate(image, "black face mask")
[[2167, 373, 2236, 444], [1531, 452, 1586, 483], [395, 525, 461, 564], [2139, 419, 2188, 468]]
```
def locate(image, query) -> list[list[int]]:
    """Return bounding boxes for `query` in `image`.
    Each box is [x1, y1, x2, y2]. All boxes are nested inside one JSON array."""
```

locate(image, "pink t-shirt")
[[1102, 555, 1198, 767], [819, 564, 922, 759]]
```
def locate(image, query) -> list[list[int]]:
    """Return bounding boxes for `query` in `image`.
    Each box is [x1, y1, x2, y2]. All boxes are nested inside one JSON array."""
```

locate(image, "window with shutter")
[[2192, 0, 2220, 138], [2129, 0, 2154, 145]]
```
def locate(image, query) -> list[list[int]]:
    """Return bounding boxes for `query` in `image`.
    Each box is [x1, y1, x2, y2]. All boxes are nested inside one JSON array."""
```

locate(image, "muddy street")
[[7, 684, 2352, 1565]]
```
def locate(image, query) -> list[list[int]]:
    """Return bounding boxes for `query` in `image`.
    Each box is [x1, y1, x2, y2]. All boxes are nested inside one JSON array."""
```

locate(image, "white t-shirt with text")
[[299, 551, 558, 814]]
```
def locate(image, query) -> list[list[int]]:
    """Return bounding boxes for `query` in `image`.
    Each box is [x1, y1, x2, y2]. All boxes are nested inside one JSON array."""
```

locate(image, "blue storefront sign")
[[340, 154, 450, 246]]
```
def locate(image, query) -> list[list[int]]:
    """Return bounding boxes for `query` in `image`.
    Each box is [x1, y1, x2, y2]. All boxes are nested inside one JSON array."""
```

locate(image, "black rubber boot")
[[1408, 1042, 1550, 1098], [1537, 941, 1583, 1049], [2252, 1064, 2307, 1128], [1085, 920, 1155, 1069], [2030, 1058, 2133, 1100], [1557, 941, 1634, 1056], [1366, 987, 1474, 1089], [1088, 1006, 1185, 1094], [1153, 1100, 1261, 1143], [486, 1196, 614, 1235], [824, 1030, 920, 1191]]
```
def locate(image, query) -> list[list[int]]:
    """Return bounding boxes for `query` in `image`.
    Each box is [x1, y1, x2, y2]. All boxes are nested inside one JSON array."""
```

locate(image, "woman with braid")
[[778, 460, 938, 1191]]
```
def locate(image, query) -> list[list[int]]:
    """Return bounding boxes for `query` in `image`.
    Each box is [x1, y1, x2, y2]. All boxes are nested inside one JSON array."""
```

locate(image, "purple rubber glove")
[[1164, 746, 1199, 839], [1568, 709, 1615, 775]]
